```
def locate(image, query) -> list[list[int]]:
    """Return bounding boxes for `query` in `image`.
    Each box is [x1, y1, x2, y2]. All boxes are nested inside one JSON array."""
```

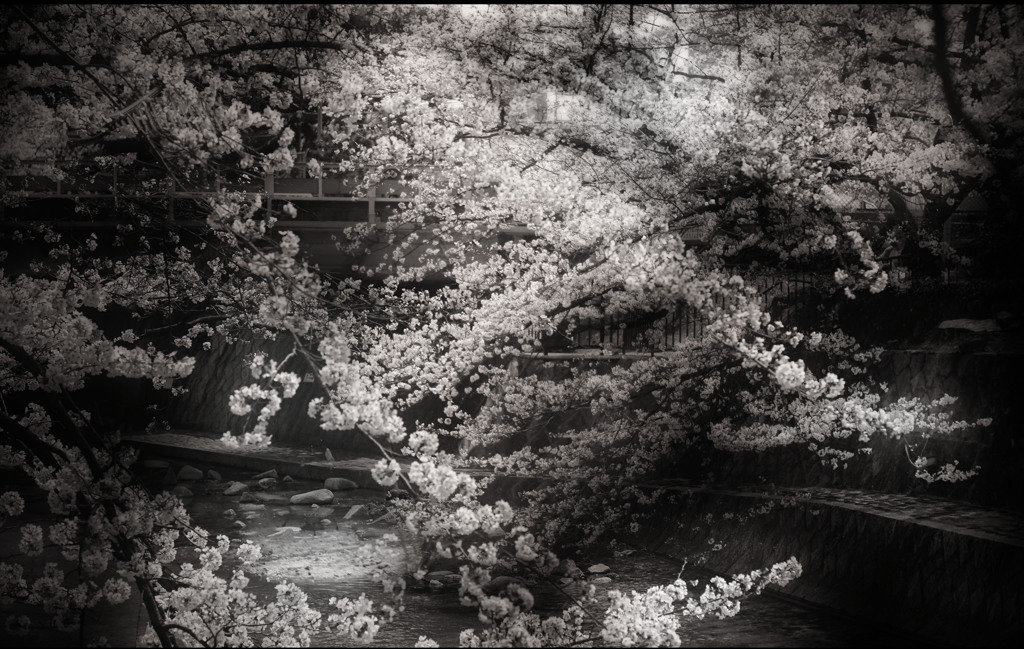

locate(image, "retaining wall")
[[638, 490, 1023, 647], [713, 348, 1024, 511], [167, 333, 381, 454]]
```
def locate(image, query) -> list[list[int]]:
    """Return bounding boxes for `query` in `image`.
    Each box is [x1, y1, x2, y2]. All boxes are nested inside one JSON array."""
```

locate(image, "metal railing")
[[526, 271, 826, 352]]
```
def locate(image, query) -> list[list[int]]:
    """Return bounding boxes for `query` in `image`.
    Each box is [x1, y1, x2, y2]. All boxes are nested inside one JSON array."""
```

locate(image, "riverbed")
[[162, 464, 933, 648]]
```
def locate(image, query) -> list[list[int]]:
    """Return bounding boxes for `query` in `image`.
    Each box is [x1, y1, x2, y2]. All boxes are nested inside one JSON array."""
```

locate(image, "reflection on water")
[[176, 467, 931, 648]]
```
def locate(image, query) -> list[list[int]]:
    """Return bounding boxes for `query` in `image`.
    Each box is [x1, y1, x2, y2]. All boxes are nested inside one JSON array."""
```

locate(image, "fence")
[[527, 271, 826, 353]]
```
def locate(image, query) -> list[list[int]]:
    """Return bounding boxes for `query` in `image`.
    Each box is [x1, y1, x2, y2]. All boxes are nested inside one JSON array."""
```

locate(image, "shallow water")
[[171, 464, 933, 648]]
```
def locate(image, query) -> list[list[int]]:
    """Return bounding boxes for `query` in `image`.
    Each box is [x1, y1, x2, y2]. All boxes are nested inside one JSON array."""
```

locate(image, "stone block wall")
[[641, 491, 1022, 647], [167, 333, 380, 454], [712, 349, 1024, 511]]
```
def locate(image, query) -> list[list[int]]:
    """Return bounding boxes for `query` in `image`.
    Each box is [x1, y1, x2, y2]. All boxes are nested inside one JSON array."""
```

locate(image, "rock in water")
[[289, 489, 334, 505], [325, 448, 335, 462], [253, 468, 278, 480], [481, 576, 525, 596], [252, 492, 290, 504], [177, 465, 204, 481], [937, 318, 999, 332], [324, 477, 358, 491], [224, 481, 248, 496], [386, 488, 412, 502]]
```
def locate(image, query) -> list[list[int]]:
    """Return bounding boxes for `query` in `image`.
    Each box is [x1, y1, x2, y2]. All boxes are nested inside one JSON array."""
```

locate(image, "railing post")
[[167, 178, 175, 221], [368, 183, 377, 224], [264, 172, 274, 219]]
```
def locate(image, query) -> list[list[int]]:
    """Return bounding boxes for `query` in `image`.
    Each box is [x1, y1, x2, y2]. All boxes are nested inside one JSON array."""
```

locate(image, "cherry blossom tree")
[[1, 4, 1011, 647]]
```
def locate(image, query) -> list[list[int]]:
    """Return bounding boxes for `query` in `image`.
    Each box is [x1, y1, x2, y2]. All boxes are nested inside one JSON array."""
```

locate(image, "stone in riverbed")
[[258, 477, 278, 489], [207, 469, 222, 482], [142, 459, 170, 470], [938, 318, 999, 332], [177, 465, 205, 481], [171, 485, 193, 498], [253, 469, 278, 480], [224, 481, 248, 496], [290, 489, 334, 505], [324, 477, 359, 491], [587, 563, 611, 574], [425, 571, 459, 584], [251, 492, 291, 504]]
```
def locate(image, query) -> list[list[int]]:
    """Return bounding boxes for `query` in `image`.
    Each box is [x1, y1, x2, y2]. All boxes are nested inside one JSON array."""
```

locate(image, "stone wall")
[[478, 349, 1023, 510], [713, 348, 1024, 512], [638, 490, 1022, 647], [167, 333, 380, 454]]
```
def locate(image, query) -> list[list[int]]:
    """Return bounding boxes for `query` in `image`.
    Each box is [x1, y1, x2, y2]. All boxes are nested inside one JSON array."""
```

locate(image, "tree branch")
[[0, 410, 68, 467], [930, 5, 990, 145], [187, 39, 361, 61], [672, 70, 726, 82]]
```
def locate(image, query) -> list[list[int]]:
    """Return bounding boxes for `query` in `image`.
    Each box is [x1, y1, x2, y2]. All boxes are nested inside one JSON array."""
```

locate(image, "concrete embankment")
[[634, 485, 1023, 648]]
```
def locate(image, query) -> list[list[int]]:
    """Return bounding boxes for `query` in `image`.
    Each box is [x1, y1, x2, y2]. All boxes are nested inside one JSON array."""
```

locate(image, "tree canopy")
[[0, 4, 1016, 646]]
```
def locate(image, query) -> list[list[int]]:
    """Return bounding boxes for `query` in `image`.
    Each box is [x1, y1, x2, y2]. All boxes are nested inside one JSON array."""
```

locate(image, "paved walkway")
[[126, 431, 1024, 550]]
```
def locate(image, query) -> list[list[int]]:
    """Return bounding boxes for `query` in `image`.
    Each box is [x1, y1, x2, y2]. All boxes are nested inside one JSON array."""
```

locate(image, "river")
[[173, 465, 934, 648]]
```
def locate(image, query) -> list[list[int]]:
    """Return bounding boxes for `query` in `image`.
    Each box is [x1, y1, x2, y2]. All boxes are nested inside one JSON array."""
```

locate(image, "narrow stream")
[[161, 465, 934, 647]]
